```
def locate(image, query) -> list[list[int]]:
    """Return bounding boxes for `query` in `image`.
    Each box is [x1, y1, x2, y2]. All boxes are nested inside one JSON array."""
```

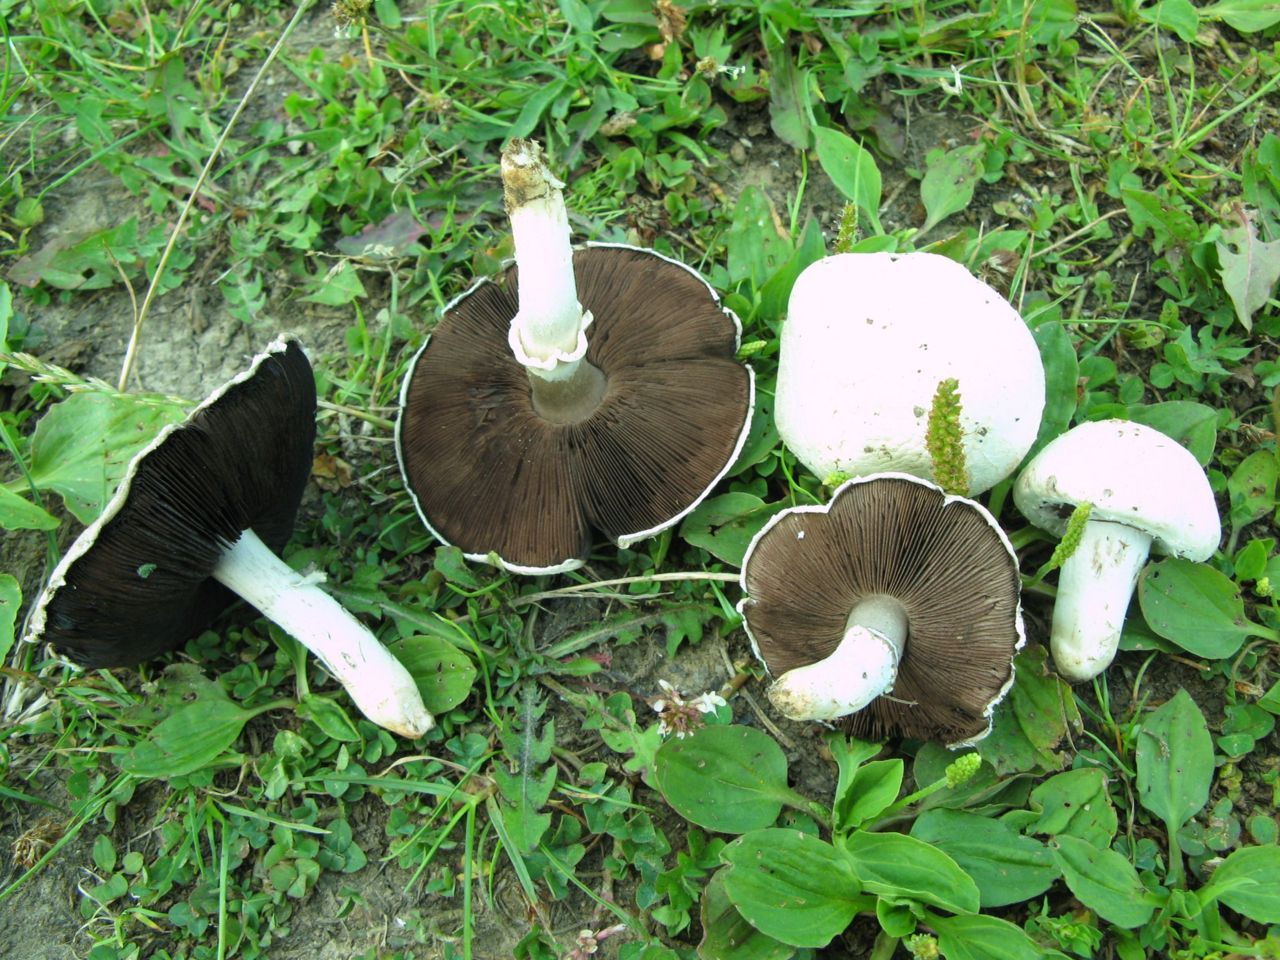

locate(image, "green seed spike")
[[835, 202, 858, 253], [925, 378, 967, 495], [824, 470, 852, 488], [906, 934, 941, 959], [944, 751, 981, 788], [1045, 501, 1093, 574]]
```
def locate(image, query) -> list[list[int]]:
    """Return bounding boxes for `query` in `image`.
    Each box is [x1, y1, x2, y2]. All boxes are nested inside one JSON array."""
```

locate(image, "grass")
[[2, 1, 1280, 958]]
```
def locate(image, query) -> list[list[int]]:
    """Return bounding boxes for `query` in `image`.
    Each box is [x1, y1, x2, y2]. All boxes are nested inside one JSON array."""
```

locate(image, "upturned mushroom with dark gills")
[[396, 139, 754, 574], [26, 339, 433, 738], [1013, 419, 1221, 683], [737, 473, 1025, 746]]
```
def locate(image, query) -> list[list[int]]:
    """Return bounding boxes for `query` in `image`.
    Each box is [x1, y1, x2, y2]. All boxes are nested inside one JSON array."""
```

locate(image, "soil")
[[2, 5, 1277, 960]]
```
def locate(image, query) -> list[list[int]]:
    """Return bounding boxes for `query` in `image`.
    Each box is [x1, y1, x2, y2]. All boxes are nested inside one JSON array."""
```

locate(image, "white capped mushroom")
[[774, 251, 1045, 495], [1013, 419, 1221, 682]]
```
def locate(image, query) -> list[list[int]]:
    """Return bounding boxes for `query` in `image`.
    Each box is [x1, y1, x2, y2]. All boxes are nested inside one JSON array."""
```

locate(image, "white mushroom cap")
[[774, 251, 1045, 495], [1013, 419, 1220, 559]]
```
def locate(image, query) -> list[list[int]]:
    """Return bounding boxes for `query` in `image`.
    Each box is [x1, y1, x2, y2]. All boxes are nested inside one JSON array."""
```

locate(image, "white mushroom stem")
[[1049, 519, 1154, 683], [502, 139, 591, 383], [767, 596, 908, 721], [213, 529, 434, 738]]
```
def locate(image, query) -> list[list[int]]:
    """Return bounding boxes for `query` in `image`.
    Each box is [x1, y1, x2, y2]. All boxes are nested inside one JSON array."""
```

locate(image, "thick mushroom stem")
[[213, 530, 434, 738], [502, 139, 593, 384], [1050, 519, 1154, 683], [767, 596, 908, 721]]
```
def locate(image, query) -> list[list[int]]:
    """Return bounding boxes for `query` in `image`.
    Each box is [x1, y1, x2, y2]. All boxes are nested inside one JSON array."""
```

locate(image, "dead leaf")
[[335, 210, 427, 261], [1217, 204, 1280, 332], [312, 453, 354, 491]]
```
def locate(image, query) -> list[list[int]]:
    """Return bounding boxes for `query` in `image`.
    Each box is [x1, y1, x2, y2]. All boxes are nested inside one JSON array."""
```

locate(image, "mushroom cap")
[[774, 251, 1045, 495], [1013, 419, 1221, 559], [396, 243, 754, 574], [737, 472, 1025, 745], [27, 339, 316, 666]]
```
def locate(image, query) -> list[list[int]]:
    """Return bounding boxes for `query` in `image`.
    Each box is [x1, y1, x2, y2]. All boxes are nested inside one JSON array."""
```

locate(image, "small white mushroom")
[[774, 251, 1045, 495], [1013, 419, 1221, 682]]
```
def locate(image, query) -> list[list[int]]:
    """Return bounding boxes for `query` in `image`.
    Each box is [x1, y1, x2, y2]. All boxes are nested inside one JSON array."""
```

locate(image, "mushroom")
[[1013, 419, 1221, 682], [396, 139, 753, 573], [26, 339, 433, 738], [774, 251, 1045, 495], [737, 472, 1025, 746]]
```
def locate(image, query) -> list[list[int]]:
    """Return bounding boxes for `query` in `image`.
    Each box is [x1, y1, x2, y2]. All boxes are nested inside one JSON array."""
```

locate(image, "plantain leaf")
[[656, 725, 804, 834], [842, 830, 981, 915], [1135, 688, 1214, 832], [1052, 835, 1155, 929], [27, 392, 187, 524], [721, 829, 867, 948]]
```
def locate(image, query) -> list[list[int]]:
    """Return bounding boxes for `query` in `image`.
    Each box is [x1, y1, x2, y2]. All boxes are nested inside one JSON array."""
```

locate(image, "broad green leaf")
[[929, 912, 1054, 960], [1028, 768, 1117, 847], [1121, 188, 1201, 252], [911, 809, 1058, 908], [920, 145, 984, 233], [813, 126, 882, 232], [495, 764, 554, 854], [834, 757, 902, 832], [296, 694, 360, 742], [1026, 321, 1079, 461], [764, 37, 812, 150], [1135, 688, 1214, 832], [829, 734, 886, 829], [721, 829, 866, 948], [1137, 0, 1200, 40], [1052, 835, 1155, 929], [304, 260, 367, 305], [1216, 213, 1280, 331], [494, 711, 556, 854], [119, 695, 259, 779], [757, 217, 827, 323], [1203, 0, 1280, 31], [557, 0, 595, 32], [876, 898, 917, 938], [1139, 559, 1255, 659], [0, 485, 59, 531], [1123, 401, 1218, 465], [1259, 678, 1280, 716], [1201, 845, 1280, 922], [842, 830, 980, 915], [978, 646, 1081, 776], [725, 187, 794, 287], [655, 725, 803, 833], [698, 868, 794, 960], [393, 633, 478, 714], [679, 493, 786, 567], [0, 280, 11, 347], [0, 574, 20, 662], [27, 392, 187, 523], [1227, 450, 1278, 535]]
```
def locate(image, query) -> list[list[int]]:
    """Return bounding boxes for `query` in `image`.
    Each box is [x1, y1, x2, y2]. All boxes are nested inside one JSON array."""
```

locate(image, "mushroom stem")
[[502, 138, 592, 384], [212, 529, 434, 738], [767, 595, 909, 721], [1049, 519, 1153, 683]]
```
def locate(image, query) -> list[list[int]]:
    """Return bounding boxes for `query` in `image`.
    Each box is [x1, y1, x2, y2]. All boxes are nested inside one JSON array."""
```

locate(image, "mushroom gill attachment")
[[31, 340, 317, 665], [738, 473, 1025, 746], [27, 339, 434, 738], [396, 244, 754, 574]]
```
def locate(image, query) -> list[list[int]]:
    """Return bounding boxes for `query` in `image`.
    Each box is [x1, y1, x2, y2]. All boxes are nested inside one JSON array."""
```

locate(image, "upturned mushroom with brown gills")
[[737, 473, 1025, 746], [396, 139, 754, 575], [26, 339, 433, 739]]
